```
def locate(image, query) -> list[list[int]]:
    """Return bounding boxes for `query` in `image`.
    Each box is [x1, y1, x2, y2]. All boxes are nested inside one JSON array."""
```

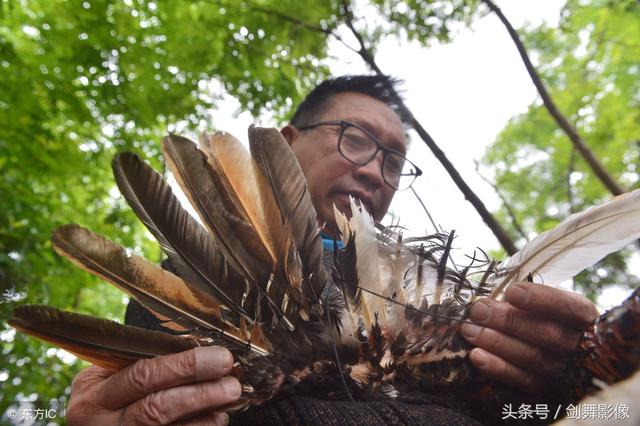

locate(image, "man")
[[66, 75, 597, 425]]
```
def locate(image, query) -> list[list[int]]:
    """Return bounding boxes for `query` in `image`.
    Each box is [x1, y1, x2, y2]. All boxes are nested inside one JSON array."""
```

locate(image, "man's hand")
[[66, 346, 241, 426], [460, 282, 598, 393]]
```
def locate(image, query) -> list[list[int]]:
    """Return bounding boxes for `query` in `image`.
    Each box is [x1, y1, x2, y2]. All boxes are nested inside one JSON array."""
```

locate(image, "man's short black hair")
[[290, 75, 405, 127]]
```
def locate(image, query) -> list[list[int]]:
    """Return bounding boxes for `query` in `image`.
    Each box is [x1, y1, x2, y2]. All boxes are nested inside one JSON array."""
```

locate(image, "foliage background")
[[0, 0, 637, 422]]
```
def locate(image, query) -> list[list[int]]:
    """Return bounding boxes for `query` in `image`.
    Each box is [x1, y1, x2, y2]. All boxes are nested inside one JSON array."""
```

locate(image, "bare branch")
[[338, 0, 385, 74], [481, 0, 627, 196], [567, 147, 577, 214], [474, 160, 528, 242]]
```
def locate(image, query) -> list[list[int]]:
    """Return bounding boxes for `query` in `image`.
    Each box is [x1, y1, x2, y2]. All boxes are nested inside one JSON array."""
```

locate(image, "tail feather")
[[162, 133, 262, 282], [198, 131, 282, 272], [9, 305, 200, 371], [164, 133, 300, 330], [248, 126, 328, 303], [200, 131, 305, 313], [51, 224, 269, 355], [112, 152, 251, 322]]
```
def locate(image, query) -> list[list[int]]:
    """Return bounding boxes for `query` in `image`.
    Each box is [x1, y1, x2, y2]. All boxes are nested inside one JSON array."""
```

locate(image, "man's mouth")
[[334, 191, 375, 215]]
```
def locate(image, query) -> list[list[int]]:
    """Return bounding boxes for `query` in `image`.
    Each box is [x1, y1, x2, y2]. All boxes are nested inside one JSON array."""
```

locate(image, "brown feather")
[[9, 305, 200, 371], [248, 126, 328, 303], [163, 133, 305, 330], [199, 131, 304, 311], [198, 131, 281, 271], [112, 152, 251, 321], [51, 224, 268, 355], [161, 134, 256, 281]]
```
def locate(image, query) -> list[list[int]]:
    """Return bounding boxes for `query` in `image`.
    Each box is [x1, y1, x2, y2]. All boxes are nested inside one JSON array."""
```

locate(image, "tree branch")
[[567, 147, 577, 213], [481, 0, 627, 196], [474, 160, 528, 242], [247, 3, 334, 36], [197, 0, 335, 36], [339, 0, 384, 75]]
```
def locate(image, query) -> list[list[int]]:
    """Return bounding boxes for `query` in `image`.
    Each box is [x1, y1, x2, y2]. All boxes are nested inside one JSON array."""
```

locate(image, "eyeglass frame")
[[296, 120, 422, 190]]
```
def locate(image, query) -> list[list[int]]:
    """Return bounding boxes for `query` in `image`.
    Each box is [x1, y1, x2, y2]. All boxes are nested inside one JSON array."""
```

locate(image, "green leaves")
[[0, 0, 335, 407], [370, 0, 482, 45]]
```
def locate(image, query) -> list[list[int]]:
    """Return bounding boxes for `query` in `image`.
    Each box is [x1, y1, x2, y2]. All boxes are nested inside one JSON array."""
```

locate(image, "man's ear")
[[280, 125, 300, 147]]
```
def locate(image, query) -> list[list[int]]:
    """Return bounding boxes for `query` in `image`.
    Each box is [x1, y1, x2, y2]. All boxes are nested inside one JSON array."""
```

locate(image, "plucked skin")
[[9, 127, 640, 420]]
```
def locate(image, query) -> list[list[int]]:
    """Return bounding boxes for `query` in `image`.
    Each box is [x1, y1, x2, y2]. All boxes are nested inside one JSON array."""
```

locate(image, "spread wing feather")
[[13, 124, 640, 409]]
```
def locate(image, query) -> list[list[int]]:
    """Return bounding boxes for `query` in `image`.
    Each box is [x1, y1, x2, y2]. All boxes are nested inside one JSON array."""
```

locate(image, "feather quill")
[[433, 232, 455, 304], [492, 189, 640, 298]]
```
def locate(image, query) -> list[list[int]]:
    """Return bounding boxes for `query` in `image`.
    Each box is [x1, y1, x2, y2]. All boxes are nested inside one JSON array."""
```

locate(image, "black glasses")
[[297, 120, 422, 190]]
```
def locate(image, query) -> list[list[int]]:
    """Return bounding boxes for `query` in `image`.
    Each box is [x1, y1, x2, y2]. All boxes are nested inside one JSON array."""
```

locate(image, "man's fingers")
[[461, 324, 564, 377], [121, 377, 241, 426], [468, 348, 546, 393], [98, 346, 233, 410], [469, 299, 583, 353], [70, 365, 113, 393], [67, 366, 121, 425], [463, 286, 595, 395], [66, 350, 238, 426], [505, 283, 598, 329]]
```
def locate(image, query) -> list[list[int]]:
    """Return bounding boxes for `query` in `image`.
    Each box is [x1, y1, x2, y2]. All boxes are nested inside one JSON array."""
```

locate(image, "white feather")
[[378, 237, 413, 336], [492, 189, 640, 298], [334, 197, 386, 328]]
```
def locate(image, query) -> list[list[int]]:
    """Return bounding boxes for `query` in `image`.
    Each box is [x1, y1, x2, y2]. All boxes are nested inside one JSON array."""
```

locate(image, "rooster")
[[9, 127, 640, 423]]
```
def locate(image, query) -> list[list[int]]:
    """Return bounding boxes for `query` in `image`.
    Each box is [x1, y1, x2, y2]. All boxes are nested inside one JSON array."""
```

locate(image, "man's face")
[[283, 92, 406, 234]]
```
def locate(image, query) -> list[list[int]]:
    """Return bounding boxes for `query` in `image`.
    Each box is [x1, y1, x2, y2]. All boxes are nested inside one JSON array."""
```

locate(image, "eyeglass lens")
[[339, 125, 417, 190]]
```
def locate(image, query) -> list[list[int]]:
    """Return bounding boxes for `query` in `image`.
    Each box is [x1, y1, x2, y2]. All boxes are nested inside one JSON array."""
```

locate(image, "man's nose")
[[353, 153, 385, 188]]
